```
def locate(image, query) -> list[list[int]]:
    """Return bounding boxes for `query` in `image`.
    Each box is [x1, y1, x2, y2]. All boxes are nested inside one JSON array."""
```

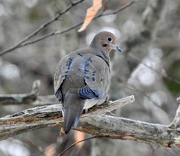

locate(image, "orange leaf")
[[78, 0, 102, 32]]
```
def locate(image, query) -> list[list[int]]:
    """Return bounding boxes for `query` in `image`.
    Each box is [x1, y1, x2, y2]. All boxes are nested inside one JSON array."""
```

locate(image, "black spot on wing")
[[92, 71, 96, 76], [84, 69, 89, 74], [85, 61, 89, 67], [85, 76, 90, 79], [66, 58, 73, 69], [77, 53, 83, 57], [84, 57, 92, 68], [88, 57, 92, 62]]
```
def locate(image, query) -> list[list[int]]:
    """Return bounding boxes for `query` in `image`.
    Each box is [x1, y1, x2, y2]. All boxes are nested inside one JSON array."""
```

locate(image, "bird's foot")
[[59, 127, 65, 136]]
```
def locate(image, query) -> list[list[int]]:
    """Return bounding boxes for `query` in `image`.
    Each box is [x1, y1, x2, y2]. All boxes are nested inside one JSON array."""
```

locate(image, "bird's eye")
[[107, 37, 112, 42]]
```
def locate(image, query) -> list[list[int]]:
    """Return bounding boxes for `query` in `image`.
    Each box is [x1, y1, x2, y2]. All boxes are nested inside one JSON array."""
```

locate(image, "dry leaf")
[[78, 0, 102, 32]]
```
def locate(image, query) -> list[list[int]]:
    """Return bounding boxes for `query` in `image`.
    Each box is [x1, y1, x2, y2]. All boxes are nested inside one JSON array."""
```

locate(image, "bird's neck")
[[96, 50, 110, 67], [89, 44, 110, 66]]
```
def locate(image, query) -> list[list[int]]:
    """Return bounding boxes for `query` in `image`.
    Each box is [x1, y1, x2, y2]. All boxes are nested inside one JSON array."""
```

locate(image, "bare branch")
[[120, 0, 180, 86], [0, 0, 135, 56], [168, 97, 180, 129], [97, 0, 135, 16], [0, 93, 37, 105], [77, 115, 180, 148], [26, 0, 136, 44], [0, 95, 134, 140], [0, 94, 57, 105], [90, 95, 135, 114], [0, 0, 85, 56], [0, 80, 57, 105], [0, 95, 179, 149], [128, 53, 180, 86]]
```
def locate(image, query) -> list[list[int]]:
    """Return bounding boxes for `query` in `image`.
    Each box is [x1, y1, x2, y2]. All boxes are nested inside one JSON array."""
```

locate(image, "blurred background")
[[0, 0, 180, 155]]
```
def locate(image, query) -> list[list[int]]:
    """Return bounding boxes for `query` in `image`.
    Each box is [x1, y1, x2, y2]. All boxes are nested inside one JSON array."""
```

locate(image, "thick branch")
[[0, 94, 57, 105], [0, 80, 57, 105], [77, 115, 180, 148], [0, 95, 179, 149], [168, 97, 180, 129], [0, 95, 131, 140]]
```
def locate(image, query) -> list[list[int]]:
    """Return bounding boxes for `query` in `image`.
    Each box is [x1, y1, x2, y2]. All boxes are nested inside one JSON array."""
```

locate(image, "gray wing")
[[54, 53, 111, 101], [78, 55, 111, 99], [54, 54, 86, 101], [54, 55, 71, 101]]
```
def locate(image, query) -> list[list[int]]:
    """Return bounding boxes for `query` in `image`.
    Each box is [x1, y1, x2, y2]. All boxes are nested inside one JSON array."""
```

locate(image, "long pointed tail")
[[63, 92, 85, 134]]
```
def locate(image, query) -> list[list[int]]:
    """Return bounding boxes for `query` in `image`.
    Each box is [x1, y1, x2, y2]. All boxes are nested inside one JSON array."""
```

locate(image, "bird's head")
[[90, 31, 121, 53]]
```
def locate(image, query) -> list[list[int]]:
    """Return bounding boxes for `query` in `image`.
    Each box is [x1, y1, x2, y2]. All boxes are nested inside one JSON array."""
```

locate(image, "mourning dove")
[[54, 31, 121, 134]]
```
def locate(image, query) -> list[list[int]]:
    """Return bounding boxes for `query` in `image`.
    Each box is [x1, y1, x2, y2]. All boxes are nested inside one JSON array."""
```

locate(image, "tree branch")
[[168, 97, 180, 129], [77, 115, 180, 148], [122, 0, 180, 86], [0, 95, 134, 140], [0, 94, 57, 105], [0, 80, 57, 105], [24, 0, 136, 46], [0, 0, 85, 56], [0, 95, 179, 149], [0, 0, 135, 56]]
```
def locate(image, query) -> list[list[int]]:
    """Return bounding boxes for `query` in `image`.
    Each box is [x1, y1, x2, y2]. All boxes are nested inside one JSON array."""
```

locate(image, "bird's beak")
[[116, 45, 121, 52], [113, 44, 121, 52]]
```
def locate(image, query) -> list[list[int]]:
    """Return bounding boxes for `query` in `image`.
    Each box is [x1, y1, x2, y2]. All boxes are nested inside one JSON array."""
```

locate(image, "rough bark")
[[0, 95, 179, 149]]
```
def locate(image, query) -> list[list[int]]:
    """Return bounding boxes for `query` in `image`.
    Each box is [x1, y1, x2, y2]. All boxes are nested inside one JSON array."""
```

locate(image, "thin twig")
[[21, 22, 83, 47], [58, 135, 98, 156], [128, 53, 180, 86], [0, 0, 84, 56], [125, 85, 162, 108], [25, 0, 136, 45], [96, 0, 135, 16], [0, 0, 135, 56]]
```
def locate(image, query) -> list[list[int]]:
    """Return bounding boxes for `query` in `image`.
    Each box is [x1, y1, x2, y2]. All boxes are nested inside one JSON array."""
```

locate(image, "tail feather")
[[63, 92, 85, 134]]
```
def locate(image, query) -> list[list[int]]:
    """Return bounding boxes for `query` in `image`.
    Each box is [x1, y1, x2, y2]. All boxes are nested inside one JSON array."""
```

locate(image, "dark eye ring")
[[107, 37, 112, 42]]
